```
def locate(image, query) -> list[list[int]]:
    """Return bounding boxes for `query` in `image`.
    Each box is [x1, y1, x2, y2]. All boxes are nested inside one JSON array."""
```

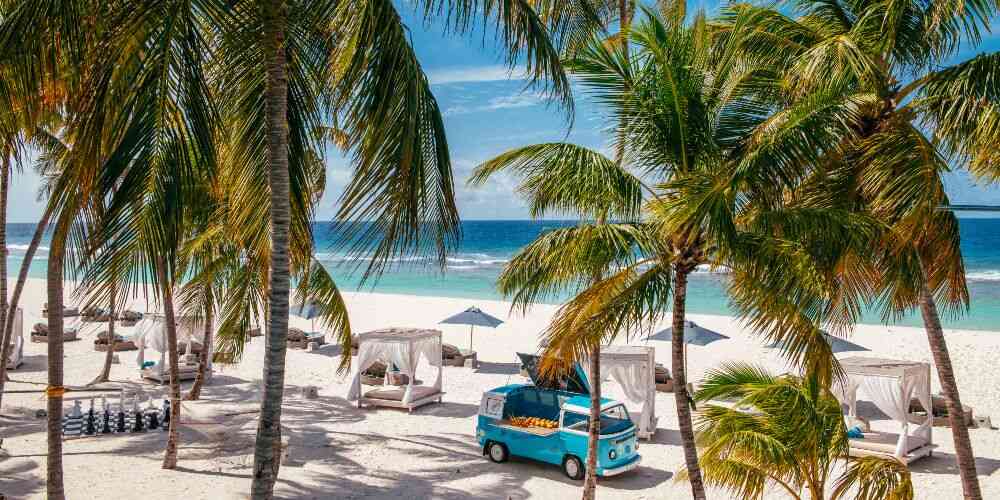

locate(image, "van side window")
[[539, 391, 556, 407], [522, 390, 540, 405], [563, 411, 589, 430]]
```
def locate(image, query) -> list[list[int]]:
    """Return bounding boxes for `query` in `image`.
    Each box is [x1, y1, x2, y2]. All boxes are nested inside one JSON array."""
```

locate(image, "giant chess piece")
[[84, 398, 96, 435], [161, 399, 171, 432], [101, 397, 113, 434], [63, 400, 84, 438], [116, 403, 127, 433], [131, 396, 144, 432]]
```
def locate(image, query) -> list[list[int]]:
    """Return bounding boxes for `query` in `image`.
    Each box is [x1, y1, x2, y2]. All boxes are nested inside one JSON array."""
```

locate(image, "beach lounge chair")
[[287, 328, 325, 349], [93, 331, 138, 352], [441, 342, 478, 367], [655, 363, 673, 392], [81, 306, 113, 323], [30, 322, 80, 343], [347, 328, 444, 412], [42, 303, 80, 318], [118, 310, 143, 326]]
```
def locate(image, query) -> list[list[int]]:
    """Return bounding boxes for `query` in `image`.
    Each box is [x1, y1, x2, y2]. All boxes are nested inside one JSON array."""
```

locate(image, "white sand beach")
[[2, 277, 999, 499]]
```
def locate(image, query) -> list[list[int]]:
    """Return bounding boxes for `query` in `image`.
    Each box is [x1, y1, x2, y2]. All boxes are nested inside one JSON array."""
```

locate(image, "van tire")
[[562, 455, 584, 480], [486, 441, 509, 463]]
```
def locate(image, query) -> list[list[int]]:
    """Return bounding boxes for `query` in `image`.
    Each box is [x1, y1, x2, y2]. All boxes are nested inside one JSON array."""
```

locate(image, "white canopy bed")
[[347, 328, 443, 412], [5, 307, 23, 369], [833, 356, 933, 463], [133, 314, 211, 384], [585, 345, 658, 439]]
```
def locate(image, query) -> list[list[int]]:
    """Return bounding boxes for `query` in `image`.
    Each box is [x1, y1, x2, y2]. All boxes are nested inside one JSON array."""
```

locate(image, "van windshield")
[[563, 405, 633, 435]]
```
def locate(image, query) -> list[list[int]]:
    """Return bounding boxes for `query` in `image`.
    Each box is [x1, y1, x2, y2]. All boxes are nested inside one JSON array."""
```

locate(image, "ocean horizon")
[[6, 218, 1000, 331]]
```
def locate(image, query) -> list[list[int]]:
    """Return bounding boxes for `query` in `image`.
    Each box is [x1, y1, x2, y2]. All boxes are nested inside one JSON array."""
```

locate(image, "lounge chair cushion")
[[363, 385, 440, 402], [850, 431, 928, 455]]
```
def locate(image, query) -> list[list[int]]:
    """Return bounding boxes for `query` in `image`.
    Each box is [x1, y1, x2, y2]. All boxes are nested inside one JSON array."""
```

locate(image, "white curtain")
[[347, 335, 442, 404], [9, 308, 23, 366], [132, 315, 199, 371], [583, 353, 654, 436], [834, 370, 932, 457]]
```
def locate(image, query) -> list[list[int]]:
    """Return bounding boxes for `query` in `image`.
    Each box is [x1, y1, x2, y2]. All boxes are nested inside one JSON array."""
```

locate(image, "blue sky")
[[7, 3, 999, 222]]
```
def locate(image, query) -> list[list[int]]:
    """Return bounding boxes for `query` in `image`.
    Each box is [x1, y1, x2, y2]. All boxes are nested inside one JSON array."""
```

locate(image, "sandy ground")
[[1, 277, 999, 499]]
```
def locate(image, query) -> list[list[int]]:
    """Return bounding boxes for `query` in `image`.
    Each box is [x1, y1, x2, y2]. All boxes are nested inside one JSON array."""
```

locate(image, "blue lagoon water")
[[7, 218, 1000, 330]]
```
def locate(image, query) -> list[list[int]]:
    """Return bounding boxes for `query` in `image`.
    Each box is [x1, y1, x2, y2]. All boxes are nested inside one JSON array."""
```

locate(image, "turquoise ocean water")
[[7, 218, 1000, 330]]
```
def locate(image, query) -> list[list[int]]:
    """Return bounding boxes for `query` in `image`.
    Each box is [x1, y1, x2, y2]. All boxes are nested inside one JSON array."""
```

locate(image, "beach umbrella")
[[290, 300, 324, 333], [766, 330, 869, 354], [439, 306, 503, 351], [646, 320, 730, 378]]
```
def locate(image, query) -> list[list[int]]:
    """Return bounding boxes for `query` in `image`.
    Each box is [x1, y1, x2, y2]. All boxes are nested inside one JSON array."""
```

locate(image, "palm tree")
[[712, 2, 1000, 496], [471, 143, 645, 498], [2, 0, 575, 495], [690, 363, 914, 500]]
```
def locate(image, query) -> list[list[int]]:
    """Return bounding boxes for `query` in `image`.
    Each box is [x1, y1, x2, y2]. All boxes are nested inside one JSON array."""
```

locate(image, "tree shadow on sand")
[[908, 451, 1000, 477], [0, 453, 43, 498]]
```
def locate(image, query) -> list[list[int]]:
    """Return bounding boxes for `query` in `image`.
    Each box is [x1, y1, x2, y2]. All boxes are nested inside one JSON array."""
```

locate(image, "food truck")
[[476, 361, 642, 480]]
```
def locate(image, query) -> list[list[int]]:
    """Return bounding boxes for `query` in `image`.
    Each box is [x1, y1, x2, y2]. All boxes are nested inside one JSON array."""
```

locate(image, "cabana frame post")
[[586, 345, 658, 439]]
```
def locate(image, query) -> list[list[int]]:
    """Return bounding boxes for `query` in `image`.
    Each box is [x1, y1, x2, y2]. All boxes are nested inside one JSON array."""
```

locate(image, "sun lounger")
[[442, 343, 477, 367], [30, 323, 79, 343], [118, 310, 143, 326], [93, 332, 138, 352], [287, 331, 326, 349], [42, 304, 80, 318]]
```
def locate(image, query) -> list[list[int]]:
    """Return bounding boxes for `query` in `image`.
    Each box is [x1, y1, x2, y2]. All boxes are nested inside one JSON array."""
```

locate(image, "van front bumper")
[[599, 454, 641, 476]]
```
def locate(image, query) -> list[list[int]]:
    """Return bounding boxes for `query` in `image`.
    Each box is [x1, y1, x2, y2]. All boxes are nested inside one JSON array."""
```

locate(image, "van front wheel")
[[562, 455, 584, 480], [486, 441, 508, 463]]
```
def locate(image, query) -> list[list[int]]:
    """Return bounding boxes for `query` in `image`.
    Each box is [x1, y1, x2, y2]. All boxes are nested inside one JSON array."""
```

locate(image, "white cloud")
[[427, 65, 525, 85], [443, 91, 545, 116]]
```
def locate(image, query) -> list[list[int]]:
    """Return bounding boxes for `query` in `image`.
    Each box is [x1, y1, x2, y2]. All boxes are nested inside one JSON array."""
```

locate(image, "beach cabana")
[[347, 328, 444, 412], [586, 345, 658, 439], [6, 307, 24, 369], [133, 314, 208, 384], [832, 356, 933, 463]]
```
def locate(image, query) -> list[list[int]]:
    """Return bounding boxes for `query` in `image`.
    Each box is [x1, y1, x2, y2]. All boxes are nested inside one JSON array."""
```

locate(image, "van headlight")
[[608, 449, 617, 460]]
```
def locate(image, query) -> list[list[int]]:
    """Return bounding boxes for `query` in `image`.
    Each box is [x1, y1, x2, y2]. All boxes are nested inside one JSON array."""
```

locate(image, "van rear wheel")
[[486, 441, 508, 463], [562, 455, 584, 480]]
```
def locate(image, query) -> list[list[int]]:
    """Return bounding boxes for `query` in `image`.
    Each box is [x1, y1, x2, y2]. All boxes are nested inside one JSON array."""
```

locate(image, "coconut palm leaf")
[[470, 143, 645, 219], [294, 259, 352, 373], [331, 0, 459, 279]]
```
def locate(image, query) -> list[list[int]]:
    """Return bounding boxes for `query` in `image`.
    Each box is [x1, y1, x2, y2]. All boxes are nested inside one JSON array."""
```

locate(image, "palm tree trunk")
[[671, 268, 706, 500], [252, 1, 291, 497], [0, 206, 52, 410], [582, 344, 601, 500], [45, 207, 73, 500], [918, 282, 982, 500], [0, 158, 9, 374], [185, 303, 212, 401], [160, 259, 182, 469], [91, 286, 116, 385]]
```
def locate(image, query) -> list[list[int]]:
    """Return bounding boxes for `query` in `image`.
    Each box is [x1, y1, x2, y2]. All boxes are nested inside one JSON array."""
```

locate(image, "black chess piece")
[[116, 407, 127, 433], [84, 399, 96, 435], [132, 409, 144, 432], [147, 408, 160, 430], [101, 403, 112, 434], [161, 400, 171, 431]]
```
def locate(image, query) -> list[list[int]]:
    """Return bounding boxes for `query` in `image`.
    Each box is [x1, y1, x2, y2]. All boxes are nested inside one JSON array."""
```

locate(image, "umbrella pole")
[[469, 325, 474, 351]]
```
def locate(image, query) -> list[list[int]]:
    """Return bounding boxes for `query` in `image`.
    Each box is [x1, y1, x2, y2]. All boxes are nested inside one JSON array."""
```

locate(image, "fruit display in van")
[[509, 416, 558, 429]]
